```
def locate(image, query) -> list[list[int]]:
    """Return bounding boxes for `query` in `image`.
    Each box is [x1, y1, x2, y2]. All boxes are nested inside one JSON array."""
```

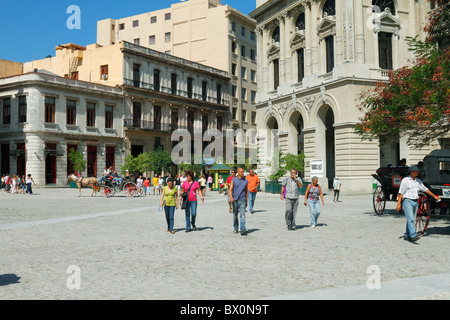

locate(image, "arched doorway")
[[316, 105, 335, 189], [288, 111, 304, 156], [266, 116, 279, 163]]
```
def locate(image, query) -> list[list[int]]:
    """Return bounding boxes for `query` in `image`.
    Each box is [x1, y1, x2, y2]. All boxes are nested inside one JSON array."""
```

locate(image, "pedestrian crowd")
[[1, 173, 35, 195]]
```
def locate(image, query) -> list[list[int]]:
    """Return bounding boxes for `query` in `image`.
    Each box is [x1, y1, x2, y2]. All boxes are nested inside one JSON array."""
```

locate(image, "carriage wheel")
[[123, 182, 138, 198], [416, 193, 431, 236], [101, 186, 113, 198], [373, 186, 386, 215]]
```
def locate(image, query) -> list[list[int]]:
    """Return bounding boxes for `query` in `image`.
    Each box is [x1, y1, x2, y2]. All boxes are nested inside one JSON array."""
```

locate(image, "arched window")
[[323, 0, 336, 17], [272, 26, 280, 43], [372, 0, 396, 15], [295, 12, 305, 31]]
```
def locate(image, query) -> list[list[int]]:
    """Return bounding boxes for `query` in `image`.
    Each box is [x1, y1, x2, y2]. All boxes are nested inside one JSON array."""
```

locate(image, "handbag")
[[181, 182, 194, 210]]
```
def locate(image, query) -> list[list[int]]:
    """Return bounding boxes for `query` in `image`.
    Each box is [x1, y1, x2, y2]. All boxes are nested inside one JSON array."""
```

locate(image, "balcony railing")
[[124, 119, 172, 132], [123, 78, 230, 106]]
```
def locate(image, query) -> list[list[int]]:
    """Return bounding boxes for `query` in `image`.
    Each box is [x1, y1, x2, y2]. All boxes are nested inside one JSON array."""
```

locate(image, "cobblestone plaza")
[[0, 188, 449, 300]]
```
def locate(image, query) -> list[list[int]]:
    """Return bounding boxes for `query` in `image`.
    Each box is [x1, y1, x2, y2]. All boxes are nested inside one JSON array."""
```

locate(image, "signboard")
[[310, 159, 324, 178]]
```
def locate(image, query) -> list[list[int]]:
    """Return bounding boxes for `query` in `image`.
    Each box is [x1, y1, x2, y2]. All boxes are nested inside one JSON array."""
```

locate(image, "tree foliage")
[[67, 148, 86, 174], [355, 1, 450, 148]]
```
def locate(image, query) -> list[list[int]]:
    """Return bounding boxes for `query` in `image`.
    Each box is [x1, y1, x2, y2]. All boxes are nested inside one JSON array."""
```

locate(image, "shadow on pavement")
[[0, 274, 21, 287]]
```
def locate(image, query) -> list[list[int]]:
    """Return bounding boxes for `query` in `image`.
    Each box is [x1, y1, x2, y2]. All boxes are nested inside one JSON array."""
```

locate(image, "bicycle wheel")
[[373, 186, 386, 215]]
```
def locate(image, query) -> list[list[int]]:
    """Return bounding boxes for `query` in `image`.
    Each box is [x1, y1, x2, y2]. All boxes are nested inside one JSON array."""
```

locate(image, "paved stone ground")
[[0, 187, 449, 300]]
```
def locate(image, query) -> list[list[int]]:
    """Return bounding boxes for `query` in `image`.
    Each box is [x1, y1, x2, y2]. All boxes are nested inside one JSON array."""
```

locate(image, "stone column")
[[354, 0, 366, 64]]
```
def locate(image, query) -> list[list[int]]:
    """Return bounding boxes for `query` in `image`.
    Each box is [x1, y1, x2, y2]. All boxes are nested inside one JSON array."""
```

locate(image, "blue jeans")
[[185, 201, 198, 230], [26, 183, 32, 195], [307, 199, 321, 226], [248, 192, 257, 212], [164, 206, 175, 232], [232, 200, 247, 232], [403, 199, 418, 238]]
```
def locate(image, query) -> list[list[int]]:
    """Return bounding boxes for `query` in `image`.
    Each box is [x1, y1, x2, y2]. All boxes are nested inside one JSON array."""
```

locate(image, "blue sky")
[[0, 0, 257, 63]]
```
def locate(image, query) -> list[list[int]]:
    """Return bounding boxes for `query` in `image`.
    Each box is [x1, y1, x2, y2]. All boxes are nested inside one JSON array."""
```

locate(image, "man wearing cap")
[[397, 165, 440, 242]]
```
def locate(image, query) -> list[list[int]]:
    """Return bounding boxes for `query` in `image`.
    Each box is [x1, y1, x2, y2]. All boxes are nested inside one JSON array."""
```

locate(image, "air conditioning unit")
[[102, 74, 108, 80]]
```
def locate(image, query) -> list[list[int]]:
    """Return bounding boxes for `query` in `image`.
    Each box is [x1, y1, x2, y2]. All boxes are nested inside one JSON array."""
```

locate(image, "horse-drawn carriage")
[[372, 149, 449, 235], [101, 172, 142, 198]]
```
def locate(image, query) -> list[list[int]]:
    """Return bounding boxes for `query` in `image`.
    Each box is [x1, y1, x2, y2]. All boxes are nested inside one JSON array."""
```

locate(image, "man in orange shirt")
[[246, 169, 260, 214]]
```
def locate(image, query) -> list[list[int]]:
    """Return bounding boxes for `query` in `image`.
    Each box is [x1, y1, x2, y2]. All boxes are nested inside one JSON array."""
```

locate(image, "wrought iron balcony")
[[123, 119, 172, 132]]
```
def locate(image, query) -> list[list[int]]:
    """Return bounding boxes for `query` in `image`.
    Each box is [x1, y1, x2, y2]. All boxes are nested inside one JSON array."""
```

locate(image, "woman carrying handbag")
[[179, 171, 204, 232]]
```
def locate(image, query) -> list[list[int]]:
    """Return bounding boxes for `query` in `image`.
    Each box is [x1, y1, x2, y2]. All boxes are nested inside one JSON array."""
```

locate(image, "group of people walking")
[[1, 173, 35, 195], [157, 167, 329, 236]]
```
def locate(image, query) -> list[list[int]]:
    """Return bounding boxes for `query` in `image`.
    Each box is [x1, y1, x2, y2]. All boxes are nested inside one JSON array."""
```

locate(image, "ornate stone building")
[[250, 0, 445, 191]]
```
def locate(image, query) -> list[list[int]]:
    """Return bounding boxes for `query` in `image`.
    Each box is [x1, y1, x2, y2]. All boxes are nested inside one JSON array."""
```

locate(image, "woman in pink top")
[[179, 170, 204, 232]]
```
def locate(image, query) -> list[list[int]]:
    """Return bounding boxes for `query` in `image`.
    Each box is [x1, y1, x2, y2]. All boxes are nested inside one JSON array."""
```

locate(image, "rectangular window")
[[66, 99, 77, 125], [100, 65, 108, 80], [153, 69, 161, 92], [187, 78, 194, 98], [273, 59, 280, 90], [151, 16, 157, 23], [325, 36, 335, 73], [297, 48, 305, 82], [71, 72, 79, 80], [251, 111, 256, 124], [250, 31, 256, 41], [134, 38, 140, 45], [231, 22, 236, 32], [171, 110, 179, 130], [242, 110, 247, 123], [241, 45, 246, 57], [18, 96, 27, 123], [171, 73, 177, 95], [149, 35, 156, 45], [251, 91, 256, 103], [119, 23, 125, 30], [165, 32, 171, 42], [232, 63, 237, 76], [217, 115, 223, 131], [216, 84, 222, 105], [105, 105, 114, 129], [202, 81, 207, 101], [165, 13, 171, 20], [250, 49, 256, 61], [378, 32, 393, 70], [45, 96, 55, 123], [133, 102, 141, 128], [231, 41, 237, 53], [241, 27, 246, 37], [154, 105, 162, 130], [232, 85, 237, 98], [133, 63, 140, 87], [86, 102, 96, 127], [133, 20, 139, 27], [2, 97, 11, 124], [251, 70, 256, 82], [241, 67, 246, 79], [241, 88, 247, 101], [232, 108, 237, 120]]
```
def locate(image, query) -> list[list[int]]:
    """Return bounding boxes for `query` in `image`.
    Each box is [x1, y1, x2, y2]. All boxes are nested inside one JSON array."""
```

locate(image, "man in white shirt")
[[397, 165, 439, 242]]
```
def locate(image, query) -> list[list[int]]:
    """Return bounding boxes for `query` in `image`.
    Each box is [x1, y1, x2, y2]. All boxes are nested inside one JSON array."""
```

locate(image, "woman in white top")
[[397, 165, 439, 242]]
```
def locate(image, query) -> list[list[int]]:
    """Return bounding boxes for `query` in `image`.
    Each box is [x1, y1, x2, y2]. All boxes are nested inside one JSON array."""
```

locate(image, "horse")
[[68, 174, 98, 197]]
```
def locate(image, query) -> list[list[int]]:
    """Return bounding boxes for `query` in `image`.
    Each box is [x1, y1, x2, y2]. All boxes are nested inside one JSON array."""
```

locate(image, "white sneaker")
[[310, 225, 316, 228]]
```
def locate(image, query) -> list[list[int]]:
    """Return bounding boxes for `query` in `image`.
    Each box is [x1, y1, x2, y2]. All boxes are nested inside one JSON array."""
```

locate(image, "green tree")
[[67, 148, 86, 174], [148, 147, 175, 174], [267, 148, 286, 181], [355, 1, 450, 148], [284, 152, 306, 176]]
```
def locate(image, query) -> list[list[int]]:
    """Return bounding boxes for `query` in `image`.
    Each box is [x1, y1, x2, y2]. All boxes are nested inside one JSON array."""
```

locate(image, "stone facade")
[[250, 0, 445, 192]]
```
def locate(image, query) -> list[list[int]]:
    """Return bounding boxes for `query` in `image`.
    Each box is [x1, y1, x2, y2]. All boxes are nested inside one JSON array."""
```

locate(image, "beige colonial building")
[[0, 40, 230, 185], [250, 0, 446, 191], [0, 72, 125, 186], [97, 0, 257, 132]]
